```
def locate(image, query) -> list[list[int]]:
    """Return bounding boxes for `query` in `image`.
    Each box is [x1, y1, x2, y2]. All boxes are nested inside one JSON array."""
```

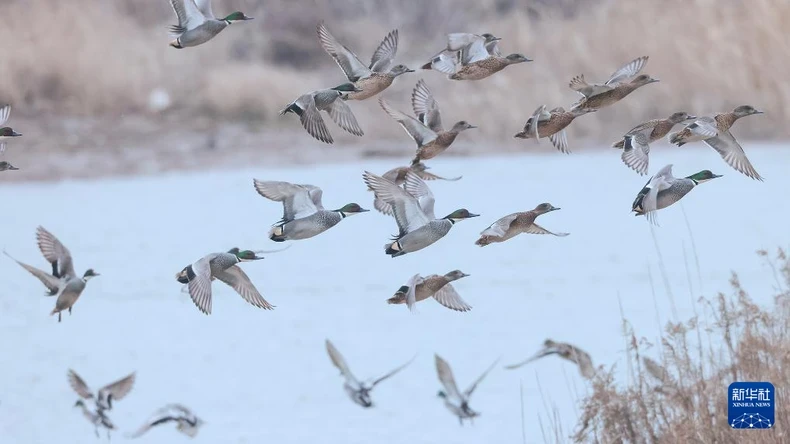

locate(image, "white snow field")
[[0, 145, 787, 443]]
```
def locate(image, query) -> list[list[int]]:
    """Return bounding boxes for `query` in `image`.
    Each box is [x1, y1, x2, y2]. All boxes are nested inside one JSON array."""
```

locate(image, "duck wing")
[[641, 164, 676, 225], [549, 129, 571, 154], [402, 170, 436, 220], [432, 283, 472, 312], [253, 180, 322, 222], [459, 37, 490, 65], [363, 171, 431, 236], [379, 97, 437, 147], [67, 369, 95, 400], [401, 273, 422, 312], [36, 226, 76, 280], [325, 339, 362, 387], [425, 50, 460, 75], [326, 98, 364, 136], [4, 251, 61, 295], [370, 354, 416, 388], [169, 0, 206, 34], [605, 56, 648, 85], [621, 134, 650, 176], [434, 354, 464, 401], [479, 213, 519, 237], [0, 104, 9, 126], [97, 372, 136, 407], [193, 0, 214, 19], [704, 130, 763, 181], [411, 80, 443, 132], [369, 29, 399, 73], [214, 265, 274, 310], [417, 170, 462, 182], [525, 223, 570, 237], [317, 22, 372, 82], [463, 358, 499, 398], [187, 255, 214, 315]]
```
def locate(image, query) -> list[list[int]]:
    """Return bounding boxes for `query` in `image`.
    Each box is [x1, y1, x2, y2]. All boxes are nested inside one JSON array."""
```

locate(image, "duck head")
[[437, 390, 448, 399], [444, 270, 469, 281], [630, 74, 659, 86], [0, 127, 21, 137], [534, 203, 560, 214], [668, 111, 696, 123], [74, 399, 85, 408], [82, 269, 100, 280], [0, 161, 19, 170], [231, 248, 264, 262], [450, 121, 477, 132], [732, 105, 763, 117], [686, 170, 722, 184], [505, 53, 532, 64], [443, 209, 479, 222], [388, 64, 415, 77], [223, 11, 253, 24], [481, 33, 502, 43], [334, 203, 369, 217]]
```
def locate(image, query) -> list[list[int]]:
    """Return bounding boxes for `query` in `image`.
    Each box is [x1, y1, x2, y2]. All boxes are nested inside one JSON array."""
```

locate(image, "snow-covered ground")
[[1, 145, 787, 443]]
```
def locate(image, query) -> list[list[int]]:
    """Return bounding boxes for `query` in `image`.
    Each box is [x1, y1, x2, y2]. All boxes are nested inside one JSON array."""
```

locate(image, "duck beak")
[[492, 37, 502, 41], [467, 213, 480, 218], [358, 208, 370, 213], [461, 273, 471, 277], [649, 78, 660, 83], [11, 131, 21, 137], [468, 125, 478, 129], [753, 109, 764, 114], [685, 115, 697, 121], [550, 207, 561, 211], [712, 174, 723, 178], [406, 68, 415, 73], [8, 165, 18, 170]]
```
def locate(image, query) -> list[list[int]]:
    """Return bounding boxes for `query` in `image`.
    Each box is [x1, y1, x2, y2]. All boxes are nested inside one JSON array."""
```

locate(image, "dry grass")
[[1, 0, 788, 143], [571, 248, 789, 443]]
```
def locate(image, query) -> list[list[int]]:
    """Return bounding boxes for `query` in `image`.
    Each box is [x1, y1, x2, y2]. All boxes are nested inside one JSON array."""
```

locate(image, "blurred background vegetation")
[[1, 0, 787, 145]]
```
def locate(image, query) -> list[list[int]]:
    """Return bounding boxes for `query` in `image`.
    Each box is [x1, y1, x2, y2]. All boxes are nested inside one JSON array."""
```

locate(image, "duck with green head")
[[631, 164, 722, 225], [0, 104, 22, 154], [280, 83, 365, 144], [175, 247, 274, 315], [168, 0, 253, 49], [253, 179, 368, 242], [363, 170, 478, 258]]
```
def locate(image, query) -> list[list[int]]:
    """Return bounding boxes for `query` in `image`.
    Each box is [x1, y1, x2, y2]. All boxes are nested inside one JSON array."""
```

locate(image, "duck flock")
[[1, 0, 769, 440]]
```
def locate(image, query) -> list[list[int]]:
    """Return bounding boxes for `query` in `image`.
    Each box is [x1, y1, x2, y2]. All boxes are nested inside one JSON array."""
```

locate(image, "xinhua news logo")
[[728, 382, 775, 429]]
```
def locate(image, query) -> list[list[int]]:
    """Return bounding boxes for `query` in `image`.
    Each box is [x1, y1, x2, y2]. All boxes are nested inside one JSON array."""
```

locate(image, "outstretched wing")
[[704, 131, 763, 181], [317, 22, 372, 82], [369, 29, 399, 73], [253, 180, 321, 222], [98, 372, 136, 404], [379, 97, 438, 147], [411, 79, 443, 132], [463, 358, 500, 397], [169, 0, 206, 34], [214, 265, 274, 310], [363, 171, 431, 236], [432, 283, 472, 312], [605, 56, 648, 85], [326, 339, 361, 386], [326, 99, 364, 137], [36, 226, 76, 280], [402, 170, 436, 219], [4, 251, 61, 295], [67, 369, 94, 400], [370, 354, 416, 388], [435, 355, 463, 401]]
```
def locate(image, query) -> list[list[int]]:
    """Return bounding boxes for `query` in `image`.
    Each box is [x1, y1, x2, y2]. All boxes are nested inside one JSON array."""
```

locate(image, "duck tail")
[[385, 241, 405, 257], [268, 225, 287, 242], [420, 61, 433, 70], [668, 131, 684, 146], [410, 156, 421, 167], [611, 139, 625, 149], [475, 236, 492, 247]]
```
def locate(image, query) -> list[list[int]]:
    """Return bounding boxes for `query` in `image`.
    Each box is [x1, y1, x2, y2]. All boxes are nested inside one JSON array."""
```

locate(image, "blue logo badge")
[[728, 382, 775, 429]]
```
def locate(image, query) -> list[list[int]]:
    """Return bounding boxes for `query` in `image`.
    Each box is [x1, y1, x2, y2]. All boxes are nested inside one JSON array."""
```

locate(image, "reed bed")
[[569, 248, 789, 443]]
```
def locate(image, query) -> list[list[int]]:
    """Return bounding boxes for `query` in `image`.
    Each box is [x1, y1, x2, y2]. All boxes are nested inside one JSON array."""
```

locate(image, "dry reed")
[[572, 248, 789, 443]]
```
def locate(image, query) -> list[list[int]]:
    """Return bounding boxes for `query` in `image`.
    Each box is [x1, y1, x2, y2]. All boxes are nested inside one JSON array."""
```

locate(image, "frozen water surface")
[[0, 145, 787, 443]]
